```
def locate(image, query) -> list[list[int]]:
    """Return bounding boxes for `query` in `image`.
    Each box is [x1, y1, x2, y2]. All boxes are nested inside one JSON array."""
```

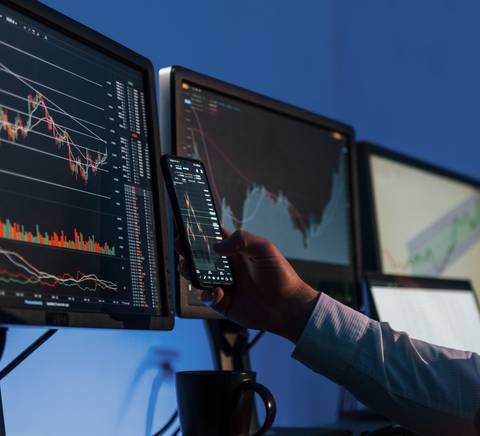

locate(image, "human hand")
[[177, 230, 320, 343]]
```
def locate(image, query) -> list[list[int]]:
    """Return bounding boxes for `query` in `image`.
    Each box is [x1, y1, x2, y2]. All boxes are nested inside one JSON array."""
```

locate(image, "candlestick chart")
[[0, 2, 166, 321], [0, 23, 125, 308], [184, 191, 213, 263], [0, 47, 120, 300], [0, 89, 108, 183], [167, 157, 233, 283], [0, 59, 109, 192]]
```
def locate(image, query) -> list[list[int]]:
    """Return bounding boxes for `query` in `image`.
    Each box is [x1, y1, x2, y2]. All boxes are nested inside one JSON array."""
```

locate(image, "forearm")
[[292, 293, 480, 436]]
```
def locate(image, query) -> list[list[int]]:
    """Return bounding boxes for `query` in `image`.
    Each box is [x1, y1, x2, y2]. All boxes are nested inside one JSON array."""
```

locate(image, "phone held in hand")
[[161, 155, 235, 290]]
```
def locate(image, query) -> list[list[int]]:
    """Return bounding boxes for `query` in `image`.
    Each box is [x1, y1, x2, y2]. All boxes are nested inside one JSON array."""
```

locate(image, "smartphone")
[[161, 155, 235, 290]]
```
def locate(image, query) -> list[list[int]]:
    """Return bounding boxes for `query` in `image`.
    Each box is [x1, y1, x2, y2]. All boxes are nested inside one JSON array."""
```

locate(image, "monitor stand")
[[0, 327, 57, 436], [205, 319, 252, 371]]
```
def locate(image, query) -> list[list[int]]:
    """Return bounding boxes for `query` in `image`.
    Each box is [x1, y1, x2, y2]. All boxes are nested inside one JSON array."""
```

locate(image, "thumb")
[[202, 287, 232, 316], [213, 230, 273, 256]]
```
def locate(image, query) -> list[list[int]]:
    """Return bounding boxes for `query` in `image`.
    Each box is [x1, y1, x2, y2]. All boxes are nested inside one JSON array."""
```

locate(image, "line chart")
[[0, 246, 118, 292], [0, 216, 116, 256], [190, 108, 310, 232], [0, 3, 163, 315], [179, 84, 353, 273], [0, 90, 107, 182], [383, 195, 480, 275]]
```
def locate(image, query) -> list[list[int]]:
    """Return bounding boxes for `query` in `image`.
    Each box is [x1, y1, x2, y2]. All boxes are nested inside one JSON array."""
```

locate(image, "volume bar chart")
[[0, 216, 116, 256]]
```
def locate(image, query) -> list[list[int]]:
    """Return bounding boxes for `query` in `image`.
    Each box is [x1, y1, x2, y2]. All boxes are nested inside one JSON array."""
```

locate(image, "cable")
[[171, 427, 180, 435], [0, 328, 7, 362], [0, 328, 57, 436], [153, 410, 178, 436], [245, 330, 265, 352], [0, 329, 57, 380]]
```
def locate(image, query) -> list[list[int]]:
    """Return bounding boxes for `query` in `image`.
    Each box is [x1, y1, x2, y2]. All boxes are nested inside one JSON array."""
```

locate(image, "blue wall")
[[3, 1, 480, 434]]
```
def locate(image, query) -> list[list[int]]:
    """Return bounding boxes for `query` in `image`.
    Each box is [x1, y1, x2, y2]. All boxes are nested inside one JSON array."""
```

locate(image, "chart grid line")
[[0, 69, 105, 111], [0, 62, 105, 143], [0, 138, 109, 173], [0, 168, 111, 199], [0, 88, 106, 130], [0, 39, 103, 87]]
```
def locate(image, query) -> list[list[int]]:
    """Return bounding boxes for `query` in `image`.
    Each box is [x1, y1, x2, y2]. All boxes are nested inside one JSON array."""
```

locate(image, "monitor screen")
[[369, 151, 480, 300], [0, 2, 172, 328], [369, 276, 480, 354], [170, 69, 359, 313]]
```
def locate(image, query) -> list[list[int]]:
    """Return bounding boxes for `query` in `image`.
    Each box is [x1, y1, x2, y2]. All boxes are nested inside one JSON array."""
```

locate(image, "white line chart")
[[0, 245, 118, 292]]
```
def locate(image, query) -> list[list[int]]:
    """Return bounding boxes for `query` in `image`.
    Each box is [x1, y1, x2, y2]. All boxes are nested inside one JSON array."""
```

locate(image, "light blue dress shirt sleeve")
[[292, 293, 480, 436]]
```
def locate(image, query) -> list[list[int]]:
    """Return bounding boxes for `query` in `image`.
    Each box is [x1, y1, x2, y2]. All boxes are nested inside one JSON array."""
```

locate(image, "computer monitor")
[[359, 142, 480, 301], [160, 66, 361, 318], [0, 0, 173, 329], [367, 274, 480, 354]]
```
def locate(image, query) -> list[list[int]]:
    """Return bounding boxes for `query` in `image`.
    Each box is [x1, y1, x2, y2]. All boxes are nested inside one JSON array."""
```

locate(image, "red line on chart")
[[190, 107, 309, 229], [0, 246, 118, 292]]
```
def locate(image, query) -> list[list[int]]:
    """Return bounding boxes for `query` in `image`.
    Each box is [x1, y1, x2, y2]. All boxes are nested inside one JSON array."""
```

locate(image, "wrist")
[[275, 284, 320, 343]]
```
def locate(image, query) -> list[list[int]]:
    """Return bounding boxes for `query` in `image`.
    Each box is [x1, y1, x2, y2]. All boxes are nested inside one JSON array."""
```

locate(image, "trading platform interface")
[[165, 157, 233, 285], [370, 154, 480, 300], [176, 80, 355, 305], [0, 4, 162, 315]]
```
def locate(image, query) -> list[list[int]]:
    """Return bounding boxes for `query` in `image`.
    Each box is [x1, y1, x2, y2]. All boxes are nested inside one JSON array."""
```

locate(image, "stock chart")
[[371, 154, 480, 299], [0, 4, 160, 315], [165, 157, 233, 284], [176, 81, 355, 304]]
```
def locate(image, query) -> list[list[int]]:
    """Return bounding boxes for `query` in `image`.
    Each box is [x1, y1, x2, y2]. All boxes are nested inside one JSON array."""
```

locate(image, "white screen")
[[371, 285, 480, 354]]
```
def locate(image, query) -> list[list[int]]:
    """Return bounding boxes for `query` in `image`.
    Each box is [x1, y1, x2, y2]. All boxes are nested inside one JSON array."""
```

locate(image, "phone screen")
[[164, 156, 234, 287]]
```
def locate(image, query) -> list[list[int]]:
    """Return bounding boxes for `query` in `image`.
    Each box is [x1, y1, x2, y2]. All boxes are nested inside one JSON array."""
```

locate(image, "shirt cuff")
[[292, 292, 370, 382]]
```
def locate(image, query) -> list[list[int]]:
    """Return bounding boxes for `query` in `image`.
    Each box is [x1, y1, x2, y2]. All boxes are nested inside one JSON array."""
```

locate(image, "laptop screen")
[[369, 276, 480, 354]]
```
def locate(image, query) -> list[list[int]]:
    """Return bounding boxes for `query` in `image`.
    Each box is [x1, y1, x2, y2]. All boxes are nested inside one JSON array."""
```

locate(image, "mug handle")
[[241, 380, 277, 436]]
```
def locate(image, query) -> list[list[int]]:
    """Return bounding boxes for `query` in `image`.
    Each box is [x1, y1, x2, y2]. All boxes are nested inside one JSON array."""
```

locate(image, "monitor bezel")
[[0, 0, 174, 330], [358, 141, 480, 275], [365, 272, 479, 322], [164, 66, 362, 318]]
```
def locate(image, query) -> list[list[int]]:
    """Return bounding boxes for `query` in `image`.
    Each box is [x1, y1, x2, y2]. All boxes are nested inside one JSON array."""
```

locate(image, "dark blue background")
[[3, 1, 480, 434]]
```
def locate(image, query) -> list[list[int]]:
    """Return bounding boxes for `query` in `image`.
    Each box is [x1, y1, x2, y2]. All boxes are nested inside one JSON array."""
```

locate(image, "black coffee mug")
[[176, 370, 276, 436]]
